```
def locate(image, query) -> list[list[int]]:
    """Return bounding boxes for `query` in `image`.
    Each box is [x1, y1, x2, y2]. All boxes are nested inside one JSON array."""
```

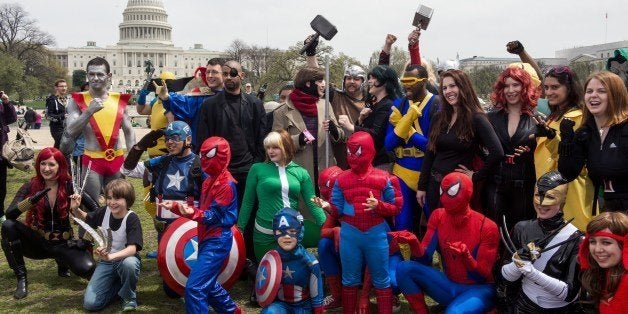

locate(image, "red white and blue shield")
[[157, 217, 246, 296], [255, 250, 283, 307]]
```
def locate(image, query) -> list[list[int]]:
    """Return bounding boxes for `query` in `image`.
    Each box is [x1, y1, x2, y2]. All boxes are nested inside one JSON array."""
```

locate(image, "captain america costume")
[[384, 93, 437, 230], [168, 136, 241, 314], [330, 131, 403, 314], [396, 172, 499, 314], [261, 208, 323, 314]]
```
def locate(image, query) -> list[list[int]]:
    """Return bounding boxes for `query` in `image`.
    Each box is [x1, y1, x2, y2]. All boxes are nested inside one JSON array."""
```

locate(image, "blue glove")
[[138, 89, 151, 106]]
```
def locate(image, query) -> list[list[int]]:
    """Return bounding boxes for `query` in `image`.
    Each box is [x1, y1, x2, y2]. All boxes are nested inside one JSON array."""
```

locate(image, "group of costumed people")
[[1, 31, 628, 314]]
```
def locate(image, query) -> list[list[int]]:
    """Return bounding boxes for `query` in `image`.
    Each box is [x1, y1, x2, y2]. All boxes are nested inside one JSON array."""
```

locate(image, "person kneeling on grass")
[[70, 179, 143, 312]]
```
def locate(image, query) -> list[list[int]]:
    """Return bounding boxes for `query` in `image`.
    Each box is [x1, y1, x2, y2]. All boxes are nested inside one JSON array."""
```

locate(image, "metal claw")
[[501, 215, 518, 252], [499, 227, 515, 255]]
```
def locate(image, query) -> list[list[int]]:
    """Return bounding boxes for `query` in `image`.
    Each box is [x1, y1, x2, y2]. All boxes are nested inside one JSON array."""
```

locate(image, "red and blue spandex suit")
[[395, 172, 499, 314], [330, 131, 403, 314]]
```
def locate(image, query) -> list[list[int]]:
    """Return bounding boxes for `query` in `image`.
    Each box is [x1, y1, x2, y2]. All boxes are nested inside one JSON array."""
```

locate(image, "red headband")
[[578, 231, 627, 269]]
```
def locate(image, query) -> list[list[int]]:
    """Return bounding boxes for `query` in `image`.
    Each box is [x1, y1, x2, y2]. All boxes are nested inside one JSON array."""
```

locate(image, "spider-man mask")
[[318, 166, 342, 200], [346, 131, 375, 175], [439, 172, 473, 216], [200, 136, 231, 177]]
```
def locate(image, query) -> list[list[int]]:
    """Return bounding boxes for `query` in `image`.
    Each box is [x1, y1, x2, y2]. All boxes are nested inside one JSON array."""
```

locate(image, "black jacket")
[[559, 118, 628, 203], [45, 94, 66, 124], [196, 91, 267, 175]]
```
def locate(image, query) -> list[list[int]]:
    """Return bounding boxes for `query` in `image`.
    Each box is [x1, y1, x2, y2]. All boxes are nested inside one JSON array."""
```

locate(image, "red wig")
[[25, 147, 71, 228], [490, 66, 540, 116]]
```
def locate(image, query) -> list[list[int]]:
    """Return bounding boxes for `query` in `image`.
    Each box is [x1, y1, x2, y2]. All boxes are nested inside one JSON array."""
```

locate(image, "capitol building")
[[51, 0, 225, 93]]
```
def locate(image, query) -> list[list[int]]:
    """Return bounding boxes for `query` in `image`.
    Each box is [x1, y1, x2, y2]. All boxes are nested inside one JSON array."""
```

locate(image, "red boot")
[[359, 270, 372, 314], [324, 275, 342, 309], [375, 287, 393, 314], [342, 286, 359, 313], [404, 292, 428, 314]]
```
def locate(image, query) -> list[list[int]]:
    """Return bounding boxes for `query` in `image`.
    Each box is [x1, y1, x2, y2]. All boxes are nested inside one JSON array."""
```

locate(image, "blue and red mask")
[[346, 131, 375, 175], [439, 172, 473, 216], [272, 208, 304, 242], [200, 136, 231, 178]]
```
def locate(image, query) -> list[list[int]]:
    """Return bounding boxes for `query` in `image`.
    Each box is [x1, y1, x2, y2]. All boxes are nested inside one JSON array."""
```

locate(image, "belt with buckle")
[[84, 148, 125, 161], [394, 147, 424, 158]]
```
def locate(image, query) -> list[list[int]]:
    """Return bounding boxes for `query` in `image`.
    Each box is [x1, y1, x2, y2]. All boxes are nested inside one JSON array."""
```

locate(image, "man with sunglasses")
[[196, 60, 266, 204], [384, 63, 440, 231], [156, 58, 225, 149], [121, 120, 203, 297]]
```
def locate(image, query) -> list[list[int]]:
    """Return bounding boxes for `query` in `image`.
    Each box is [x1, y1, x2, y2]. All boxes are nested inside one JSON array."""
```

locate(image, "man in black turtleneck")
[[196, 60, 267, 203]]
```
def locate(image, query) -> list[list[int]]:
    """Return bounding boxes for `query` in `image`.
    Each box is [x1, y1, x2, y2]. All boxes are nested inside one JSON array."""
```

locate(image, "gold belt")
[[394, 147, 424, 158], [84, 149, 125, 161]]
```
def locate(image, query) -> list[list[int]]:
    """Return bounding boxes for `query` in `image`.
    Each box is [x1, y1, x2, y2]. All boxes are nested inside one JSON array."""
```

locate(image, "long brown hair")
[[582, 71, 628, 127], [579, 212, 628, 305], [428, 70, 483, 152]]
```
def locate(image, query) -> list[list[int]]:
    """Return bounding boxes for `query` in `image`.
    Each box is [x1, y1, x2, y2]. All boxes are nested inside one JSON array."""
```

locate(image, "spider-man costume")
[[330, 131, 403, 314], [169, 137, 241, 314], [395, 172, 499, 314], [318, 166, 404, 311]]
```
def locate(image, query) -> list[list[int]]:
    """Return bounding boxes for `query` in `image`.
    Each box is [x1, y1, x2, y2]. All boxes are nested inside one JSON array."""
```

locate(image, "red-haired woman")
[[559, 71, 628, 212], [417, 70, 503, 216], [485, 65, 541, 228], [579, 211, 627, 313], [1, 147, 96, 299]]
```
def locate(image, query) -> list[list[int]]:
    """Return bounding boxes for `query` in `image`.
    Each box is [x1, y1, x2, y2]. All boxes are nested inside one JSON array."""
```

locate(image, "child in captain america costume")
[[261, 208, 324, 313], [330, 131, 403, 314], [121, 121, 202, 297], [395, 172, 499, 314], [161, 136, 242, 314]]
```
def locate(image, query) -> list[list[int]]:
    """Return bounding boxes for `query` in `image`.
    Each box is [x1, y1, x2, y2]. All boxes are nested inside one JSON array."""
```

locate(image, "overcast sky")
[[11, 0, 627, 65]]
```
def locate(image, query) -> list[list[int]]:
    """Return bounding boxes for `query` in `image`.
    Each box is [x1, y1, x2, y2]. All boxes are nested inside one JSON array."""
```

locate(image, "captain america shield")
[[255, 250, 283, 307], [157, 217, 246, 296]]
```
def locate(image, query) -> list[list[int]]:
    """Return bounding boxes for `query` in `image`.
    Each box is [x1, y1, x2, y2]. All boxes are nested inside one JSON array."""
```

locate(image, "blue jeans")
[[83, 256, 141, 311]]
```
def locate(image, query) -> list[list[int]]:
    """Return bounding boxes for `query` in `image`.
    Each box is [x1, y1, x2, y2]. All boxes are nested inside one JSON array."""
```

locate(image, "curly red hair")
[[25, 147, 71, 228], [490, 66, 540, 116]]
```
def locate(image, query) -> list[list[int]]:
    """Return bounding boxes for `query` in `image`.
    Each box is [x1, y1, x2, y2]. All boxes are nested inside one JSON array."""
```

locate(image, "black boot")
[[57, 262, 71, 278], [2, 239, 28, 299]]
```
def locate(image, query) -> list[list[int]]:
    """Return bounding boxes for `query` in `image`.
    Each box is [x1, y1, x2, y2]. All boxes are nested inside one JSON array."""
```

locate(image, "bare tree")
[[0, 3, 55, 63], [226, 39, 249, 64]]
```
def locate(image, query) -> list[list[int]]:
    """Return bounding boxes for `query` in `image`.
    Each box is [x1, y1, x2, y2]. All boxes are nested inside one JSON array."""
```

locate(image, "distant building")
[[555, 40, 628, 61], [459, 56, 569, 73], [50, 0, 226, 93]]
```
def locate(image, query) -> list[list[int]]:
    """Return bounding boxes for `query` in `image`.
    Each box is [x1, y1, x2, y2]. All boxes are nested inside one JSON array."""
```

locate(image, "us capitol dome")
[[51, 0, 225, 93]]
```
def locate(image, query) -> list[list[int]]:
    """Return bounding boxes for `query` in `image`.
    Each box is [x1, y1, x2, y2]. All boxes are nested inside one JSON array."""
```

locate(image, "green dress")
[[237, 161, 326, 260]]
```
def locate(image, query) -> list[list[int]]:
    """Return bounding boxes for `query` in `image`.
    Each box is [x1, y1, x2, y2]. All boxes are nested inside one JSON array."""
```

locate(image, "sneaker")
[[392, 295, 401, 313], [122, 299, 137, 312], [324, 295, 342, 309], [146, 250, 158, 259]]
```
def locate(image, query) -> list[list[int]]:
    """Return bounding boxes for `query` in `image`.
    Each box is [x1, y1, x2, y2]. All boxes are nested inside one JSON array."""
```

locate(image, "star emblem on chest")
[[283, 266, 295, 279], [166, 170, 185, 190]]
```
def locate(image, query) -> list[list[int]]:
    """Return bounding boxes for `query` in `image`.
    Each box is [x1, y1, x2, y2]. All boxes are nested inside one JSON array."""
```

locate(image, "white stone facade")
[[51, 0, 225, 93]]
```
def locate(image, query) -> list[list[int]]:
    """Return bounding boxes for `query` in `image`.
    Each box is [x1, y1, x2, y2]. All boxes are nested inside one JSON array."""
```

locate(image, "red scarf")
[[290, 89, 319, 117]]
